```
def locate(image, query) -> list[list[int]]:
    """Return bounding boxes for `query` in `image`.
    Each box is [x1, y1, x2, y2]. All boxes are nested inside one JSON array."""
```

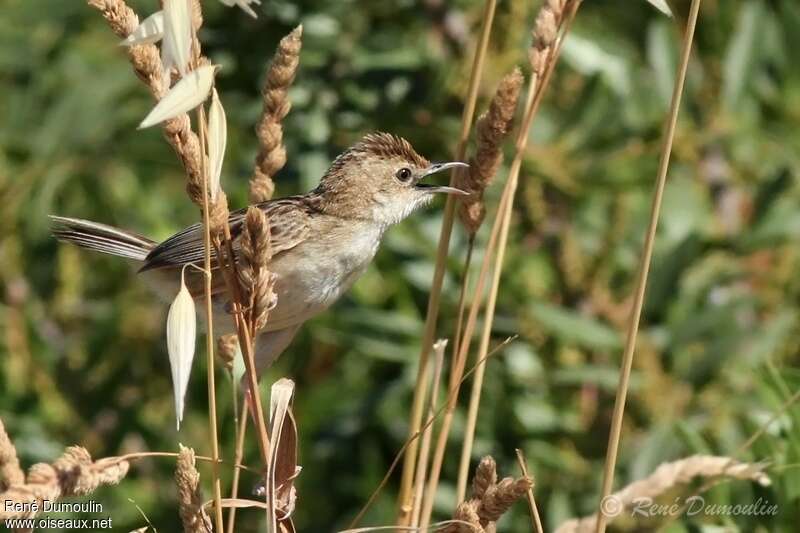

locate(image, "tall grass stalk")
[[195, 103, 225, 533], [410, 340, 447, 528], [349, 337, 514, 529], [397, 0, 499, 522], [452, 0, 582, 506], [226, 401, 250, 533], [593, 1, 702, 531], [515, 448, 544, 533]]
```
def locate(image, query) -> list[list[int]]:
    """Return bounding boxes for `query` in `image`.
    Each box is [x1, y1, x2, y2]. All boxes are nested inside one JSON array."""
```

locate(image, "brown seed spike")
[[457, 68, 523, 236], [477, 476, 533, 524], [239, 207, 276, 332], [175, 445, 212, 533], [250, 25, 303, 203], [528, 0, 566, 78], [472, 456, 498, 500]]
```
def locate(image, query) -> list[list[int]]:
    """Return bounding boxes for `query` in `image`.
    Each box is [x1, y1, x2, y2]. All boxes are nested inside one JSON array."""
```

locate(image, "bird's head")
[[315, 132, 467, 225]]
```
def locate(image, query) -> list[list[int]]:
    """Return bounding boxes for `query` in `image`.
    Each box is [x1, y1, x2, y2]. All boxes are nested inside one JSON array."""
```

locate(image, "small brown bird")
[[52, 132, 467, 374]]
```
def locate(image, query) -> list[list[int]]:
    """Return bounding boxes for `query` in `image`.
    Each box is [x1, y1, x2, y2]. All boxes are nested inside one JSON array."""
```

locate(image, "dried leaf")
[[120, 11, 164, 47], [167, 269, 197, 429], [163, 0, 193, 75], [207, 88, 227, 201], [220, 0, 261, 19], [139, 65, 217, 129], [265, 378, 298, 528], [646, 0, 673, 17]]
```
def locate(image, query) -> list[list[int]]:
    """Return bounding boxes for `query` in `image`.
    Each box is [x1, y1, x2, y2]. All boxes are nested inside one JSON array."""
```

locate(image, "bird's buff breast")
[[258, 221, 383, 331]]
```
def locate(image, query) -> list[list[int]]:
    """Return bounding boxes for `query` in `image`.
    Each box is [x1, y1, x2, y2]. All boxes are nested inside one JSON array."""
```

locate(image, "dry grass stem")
[[440, 456, 531, 533], [593, 2, 701, 531], [196, 71, 226, 533], [515, 449, 543, 533], [410, 339, 448, 528], [0, 445, 129, 520], [452, 66, 524, 502], [456, 68, 523, 236], [226, 401, 250, 533], [239, 207, 277, 334], [0, 419, 24, 491], [556, 454, 769, 533], [452, 0, 579, 507], [397, 0, 499, 521], [250, 25, 303, 203], [175, 445, 213, 533], [350, 337, 514, 530]]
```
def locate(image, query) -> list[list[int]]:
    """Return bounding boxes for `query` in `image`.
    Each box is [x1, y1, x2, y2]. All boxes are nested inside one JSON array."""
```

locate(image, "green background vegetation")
[[1, 0, 799, 530]]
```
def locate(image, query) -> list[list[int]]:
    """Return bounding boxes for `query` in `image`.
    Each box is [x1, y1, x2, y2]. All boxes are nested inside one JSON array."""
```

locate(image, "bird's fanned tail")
[[50, 216, 156, 262]]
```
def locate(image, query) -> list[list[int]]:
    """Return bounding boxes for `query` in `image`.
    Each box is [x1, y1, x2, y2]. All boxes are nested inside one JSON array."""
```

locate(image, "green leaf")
[[529, 301, 622, 351], [723, 1, 766, 108]]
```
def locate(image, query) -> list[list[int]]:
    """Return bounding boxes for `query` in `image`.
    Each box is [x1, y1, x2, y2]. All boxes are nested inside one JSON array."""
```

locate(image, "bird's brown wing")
[[140, 197, 312, 285]]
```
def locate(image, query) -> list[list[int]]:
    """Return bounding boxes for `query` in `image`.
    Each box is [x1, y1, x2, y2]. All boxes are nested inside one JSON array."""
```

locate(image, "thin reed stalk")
[[424, 2, 580, 523], [397, 0, 499, 522], [454, 0, 580, 505], [515, 449, 543, 533], [410, 340, 447, 528], [226, 401, 250, 533], [593, 2, 702, 531], [196, 102, 225, 533], [349, 337, 515, 529], [418, 182, 511, 529]]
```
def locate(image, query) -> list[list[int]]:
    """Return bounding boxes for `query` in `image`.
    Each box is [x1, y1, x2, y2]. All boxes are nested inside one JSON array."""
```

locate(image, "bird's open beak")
[[415, 162, 470, 195]]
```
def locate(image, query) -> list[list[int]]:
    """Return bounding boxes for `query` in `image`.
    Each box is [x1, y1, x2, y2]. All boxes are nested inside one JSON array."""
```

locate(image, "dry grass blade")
[[175, 445, 212, 533], [556, 454, 770, 533], [0, 445, 129, 520], [515, 449, 543, 533], [196, 84, 226, 533], [593, 2, 702, 531], [250, 25, 303, 203], [350, 337, 515, 530], [264, 378, 299, 532], [397, 0, 499, 519], [410, 339, 448, 527]]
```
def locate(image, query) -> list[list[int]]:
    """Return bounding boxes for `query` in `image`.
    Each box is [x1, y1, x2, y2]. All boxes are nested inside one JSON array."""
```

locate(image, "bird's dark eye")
[[395, 167, 412, 183]]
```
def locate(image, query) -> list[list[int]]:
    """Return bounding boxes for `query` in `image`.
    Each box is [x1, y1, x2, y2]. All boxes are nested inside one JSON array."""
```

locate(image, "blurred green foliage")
[[1, 0, 800, 531]]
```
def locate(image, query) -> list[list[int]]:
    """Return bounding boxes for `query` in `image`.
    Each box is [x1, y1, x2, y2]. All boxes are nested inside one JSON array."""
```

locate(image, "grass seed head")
[[457, 68, 523, 235], [250, 25, 303, 203], [175, 445, 212, 533]]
